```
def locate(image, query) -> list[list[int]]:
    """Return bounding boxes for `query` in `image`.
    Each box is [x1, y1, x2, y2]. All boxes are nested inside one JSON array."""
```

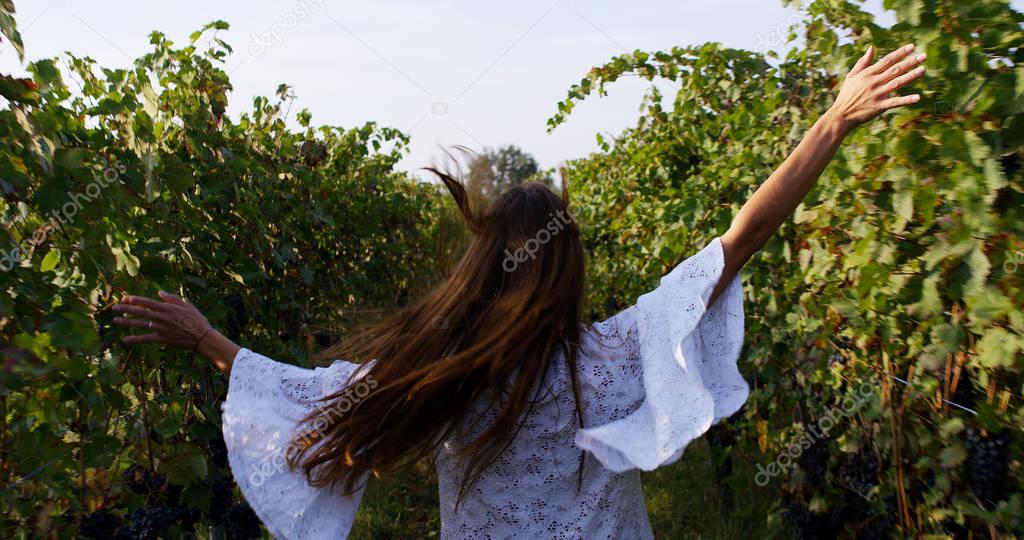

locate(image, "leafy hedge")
[[0, 21, 448, 538], [4, 0, 1023, 537], [552, 0, 1023, 536]]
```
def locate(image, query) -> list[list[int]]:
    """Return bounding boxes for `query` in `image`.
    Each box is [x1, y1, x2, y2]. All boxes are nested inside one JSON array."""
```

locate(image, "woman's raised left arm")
[[710, 43, 928, 305]]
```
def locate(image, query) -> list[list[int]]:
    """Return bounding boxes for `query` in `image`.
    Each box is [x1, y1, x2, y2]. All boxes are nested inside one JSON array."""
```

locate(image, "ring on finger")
[[148, 320, 153, 329]]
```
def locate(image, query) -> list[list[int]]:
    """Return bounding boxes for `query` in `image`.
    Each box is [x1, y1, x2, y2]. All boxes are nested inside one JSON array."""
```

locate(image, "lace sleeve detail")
[[575, 237, 749, 472], [221, 349, 372, 540]]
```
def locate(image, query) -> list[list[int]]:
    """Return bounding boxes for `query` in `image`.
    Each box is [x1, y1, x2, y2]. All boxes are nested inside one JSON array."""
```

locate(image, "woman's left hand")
[[112, 290, 213, 350]]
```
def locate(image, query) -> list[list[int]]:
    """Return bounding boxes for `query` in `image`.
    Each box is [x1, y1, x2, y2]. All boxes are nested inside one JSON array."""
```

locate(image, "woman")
[[113, 44, 927, 539]]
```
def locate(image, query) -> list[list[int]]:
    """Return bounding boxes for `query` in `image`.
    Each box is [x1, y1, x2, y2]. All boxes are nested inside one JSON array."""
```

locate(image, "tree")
[[486, 145, 553, 192], [465, 145, 554, 211], [466, 151, 495, 214]]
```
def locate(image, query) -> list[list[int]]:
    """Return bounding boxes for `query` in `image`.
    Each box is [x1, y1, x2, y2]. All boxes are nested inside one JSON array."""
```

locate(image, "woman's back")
[[435, 324, 649, 539]]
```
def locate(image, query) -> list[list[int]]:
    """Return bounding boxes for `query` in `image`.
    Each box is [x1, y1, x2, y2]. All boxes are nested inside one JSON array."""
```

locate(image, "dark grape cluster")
[[829, 337, 852, 367], [79, 508, 126, 539], [225, 293, 249, 341], [941, 518, 968, 540], [604, 297, 620, 314], [858, 494, 898, 540], [210, 476, 236, 526], [210, 434, 229, 470], [226, 503, 263, 539], [785, 450, 898, 538], [808, 385, 825, 405], [859, 515, 895, 539], [907, 472, 935, 505], [829, 491, 873, 529], [781, 495, 837, 540], [175, 505, 202, 532], [839, 450, 878, 496], [122, 464, 166, 496], [798, 440, 829, 487], [706, 424, 736, 448], [1000, 152, 1020, 180], [996, 154, 1020, 213], [127, 506, 177, 540], [964, 427, 1011, 509], [112, 459, 212, 538]]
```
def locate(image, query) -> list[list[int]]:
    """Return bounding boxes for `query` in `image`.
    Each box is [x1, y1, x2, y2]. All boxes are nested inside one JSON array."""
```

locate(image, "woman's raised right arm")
[[710, 44, 928, 305]]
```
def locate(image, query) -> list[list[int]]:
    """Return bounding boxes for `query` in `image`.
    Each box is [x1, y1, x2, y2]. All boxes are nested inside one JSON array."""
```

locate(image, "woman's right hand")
[[828, 44, 927, 134]]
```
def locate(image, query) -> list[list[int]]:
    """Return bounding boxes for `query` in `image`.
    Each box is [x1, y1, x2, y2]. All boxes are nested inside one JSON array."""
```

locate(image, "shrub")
[[0, 21, 447, 538], [552, 0, 1023, 535]]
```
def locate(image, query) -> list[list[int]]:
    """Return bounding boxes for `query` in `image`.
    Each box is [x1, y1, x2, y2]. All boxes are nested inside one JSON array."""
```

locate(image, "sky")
[[0, 0, 1008, 181]]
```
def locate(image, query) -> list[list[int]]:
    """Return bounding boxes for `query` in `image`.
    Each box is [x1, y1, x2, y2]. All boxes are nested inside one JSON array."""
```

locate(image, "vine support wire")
[[840, 350, 981, 416], [884, 373, 978, 416]]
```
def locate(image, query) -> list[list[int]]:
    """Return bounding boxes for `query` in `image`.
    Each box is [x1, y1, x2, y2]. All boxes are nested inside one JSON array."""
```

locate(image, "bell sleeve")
[[575, 237, 749, 472], [221, 348, 373, 539]]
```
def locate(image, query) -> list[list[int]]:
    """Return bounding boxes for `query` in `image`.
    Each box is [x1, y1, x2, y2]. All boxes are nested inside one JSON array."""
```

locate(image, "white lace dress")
[[221, 238, 749, 539]]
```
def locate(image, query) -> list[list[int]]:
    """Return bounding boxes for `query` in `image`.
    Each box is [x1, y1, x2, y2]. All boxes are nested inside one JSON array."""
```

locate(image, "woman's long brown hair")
[[287, 168, 586, 505]]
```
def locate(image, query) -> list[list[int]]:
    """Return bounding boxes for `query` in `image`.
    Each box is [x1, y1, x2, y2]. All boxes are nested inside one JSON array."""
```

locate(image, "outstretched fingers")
[[112, 304, 156, 317], [113, 316, 160, 330], [158, 290, 189, 306], [881, 94, 921, 111], [833, 43, 927, 128], [849, 46, 874, 76], [885, 64, 926, 93], [120, 295, 168, 311], [111, 298, 183, 337], [123, 333, 164, 344], [868, 44, 916, 76], [112, 289, 212, 349], [111, 303, 173, 327]]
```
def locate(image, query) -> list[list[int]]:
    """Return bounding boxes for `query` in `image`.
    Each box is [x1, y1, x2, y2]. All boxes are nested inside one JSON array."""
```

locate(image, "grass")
[[642, 438, 778, 539], [351, 460, 441, 540], [349, 438, 779, 539]]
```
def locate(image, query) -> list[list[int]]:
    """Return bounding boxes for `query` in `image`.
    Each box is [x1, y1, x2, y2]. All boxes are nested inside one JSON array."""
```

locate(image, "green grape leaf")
[[975, 328, 1023, 369], [159, 446, 208, 486]]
